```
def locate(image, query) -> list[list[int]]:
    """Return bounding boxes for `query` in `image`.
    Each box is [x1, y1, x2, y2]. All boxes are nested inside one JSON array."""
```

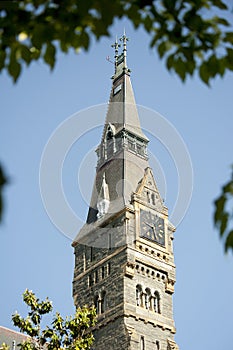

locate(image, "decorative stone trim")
[[124, 262, 135, 277], [135, 262, 167, 283], [136, 241, 169, 263], [165, 279, 175, 294], [167, 339, 179, 350]]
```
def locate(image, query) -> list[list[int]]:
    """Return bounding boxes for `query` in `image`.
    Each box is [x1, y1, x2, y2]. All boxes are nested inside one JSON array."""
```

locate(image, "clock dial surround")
[[140, 209, 165, 246]]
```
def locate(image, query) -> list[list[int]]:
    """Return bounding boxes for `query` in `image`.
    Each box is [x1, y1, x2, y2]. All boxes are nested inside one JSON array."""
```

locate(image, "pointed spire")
[[86, 33, 149, 224]]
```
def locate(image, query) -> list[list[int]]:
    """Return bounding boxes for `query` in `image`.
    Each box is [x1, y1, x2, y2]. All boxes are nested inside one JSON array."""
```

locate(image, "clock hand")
[[151, 225, 157, 237], [144, 222, 157, 240], [144, 221, 154, 229]]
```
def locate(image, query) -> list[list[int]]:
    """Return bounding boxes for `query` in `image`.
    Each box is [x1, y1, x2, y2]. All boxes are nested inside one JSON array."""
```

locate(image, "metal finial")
[[111, 36, 120, 74], [119, 31, 129, 68]]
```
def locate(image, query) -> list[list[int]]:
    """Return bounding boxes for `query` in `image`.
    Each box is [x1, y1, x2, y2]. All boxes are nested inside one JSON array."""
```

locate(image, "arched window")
[[100, 291, 106, 314], [136, 285, 143, 307], [105, 125, 115, 157], [154, 291, 161, 313], [145, 288, 152, 310], [151, 193, 155, 205], [106, 128, 113, 140]]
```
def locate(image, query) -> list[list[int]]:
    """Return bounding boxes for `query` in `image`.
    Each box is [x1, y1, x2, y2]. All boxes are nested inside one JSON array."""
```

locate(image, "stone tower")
[[72, 34, 179, 350]]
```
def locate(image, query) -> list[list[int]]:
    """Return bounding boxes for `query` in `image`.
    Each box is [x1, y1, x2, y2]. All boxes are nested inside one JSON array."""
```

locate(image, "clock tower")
[[72, 34, 179, 350]]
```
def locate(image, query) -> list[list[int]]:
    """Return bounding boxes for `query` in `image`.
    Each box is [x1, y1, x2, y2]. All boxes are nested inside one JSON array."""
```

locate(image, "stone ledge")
[[124, 312, 176, 334]]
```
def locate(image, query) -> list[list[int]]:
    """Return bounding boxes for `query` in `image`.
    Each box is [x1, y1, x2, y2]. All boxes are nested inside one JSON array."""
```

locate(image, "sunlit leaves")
[[0, 343, 9, 350], [214, 169, 233, 252], [12, 289, 97, 350]]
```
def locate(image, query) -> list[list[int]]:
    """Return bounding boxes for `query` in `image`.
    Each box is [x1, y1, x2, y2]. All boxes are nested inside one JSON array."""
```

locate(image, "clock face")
[[140, 209, 165, 246]]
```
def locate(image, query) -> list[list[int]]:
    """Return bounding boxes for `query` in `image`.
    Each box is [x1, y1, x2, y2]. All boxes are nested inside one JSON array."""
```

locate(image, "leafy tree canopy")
[[12, 289, 96, 350], [0, 0, 233, 84]]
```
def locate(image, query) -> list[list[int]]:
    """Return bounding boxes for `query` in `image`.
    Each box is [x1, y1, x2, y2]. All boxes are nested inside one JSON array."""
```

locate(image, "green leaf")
[[226, 48, 233, 62], [8, 54, 21, 82], [214, 195, 226, 223], [0, 51, 6, 71], [143, 15, 153, 33], [225, 230, 233, 252], [0, 164, 7, 222], [225, 52, 233, 71], [207, 55, 219, 78], [218, 57, 226, 76], [173, 57, 186, 81], [199, 62, 210, 85], [163, 0, 175, 11], [44, 43, 56, 69], [158, 41, 167, 58], [166, 54, 174, 70], [223, 32, 233, 44], [20, 45, 31, 65], [216, 17, 229, 26], [150, 34, 158, 49], [223, 180, 233, 194], [79, 31, 90, 51], [186, 59, 195, 75], [220, 212, 229, 236], [212, 0, 228, 10], [188, 14, 204, 31]]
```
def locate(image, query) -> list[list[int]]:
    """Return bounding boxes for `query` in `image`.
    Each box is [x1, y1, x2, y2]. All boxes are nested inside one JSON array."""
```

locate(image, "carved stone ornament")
[[167, 339, 179, 350]]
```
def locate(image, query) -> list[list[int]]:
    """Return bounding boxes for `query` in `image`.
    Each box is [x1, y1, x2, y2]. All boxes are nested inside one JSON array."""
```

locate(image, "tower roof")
[[103, 33, 148, 142]]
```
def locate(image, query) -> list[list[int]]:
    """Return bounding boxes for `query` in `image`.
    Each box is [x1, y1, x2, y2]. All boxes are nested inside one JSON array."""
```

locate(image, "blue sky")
[[1, 20, 233, 350]]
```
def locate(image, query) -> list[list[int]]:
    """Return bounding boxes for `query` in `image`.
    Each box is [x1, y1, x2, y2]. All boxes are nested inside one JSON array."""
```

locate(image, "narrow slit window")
[[102, 266, 105, 279], [140, 336, 145, 350]]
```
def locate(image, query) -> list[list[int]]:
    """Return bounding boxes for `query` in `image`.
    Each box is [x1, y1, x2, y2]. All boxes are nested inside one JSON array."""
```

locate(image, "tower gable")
[[134, 167, 167, 216]]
